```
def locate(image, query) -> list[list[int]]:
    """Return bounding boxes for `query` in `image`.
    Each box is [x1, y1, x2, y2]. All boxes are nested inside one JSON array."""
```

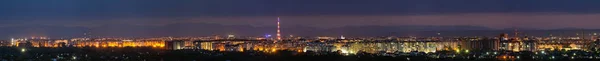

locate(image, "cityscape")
[[3, 18, 600, 61], [2, 0, 600, 61]]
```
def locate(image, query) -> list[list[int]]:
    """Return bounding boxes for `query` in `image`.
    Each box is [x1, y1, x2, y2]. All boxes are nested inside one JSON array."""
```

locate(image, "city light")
[[0, 34, 599, 60], [20, 48, 26, 52]]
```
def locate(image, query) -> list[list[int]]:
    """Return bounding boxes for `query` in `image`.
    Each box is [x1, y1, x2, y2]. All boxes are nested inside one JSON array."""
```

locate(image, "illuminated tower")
[[277, 16, 282, 40], [513, 29, 519, 40]]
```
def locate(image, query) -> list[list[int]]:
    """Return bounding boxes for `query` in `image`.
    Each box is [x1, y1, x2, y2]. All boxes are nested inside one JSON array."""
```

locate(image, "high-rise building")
[[589, 39, 600, 51], [18, 41, 33, 48], [84, 29, 93, 40], [461, 37, 499, 51], [10, 38, 15, 46], [193, 41, 213, 50], [521, 40, 537, 51], [228, 34, 235, 39], [166, 40, 185, 50], [0, 40, 7, 46]]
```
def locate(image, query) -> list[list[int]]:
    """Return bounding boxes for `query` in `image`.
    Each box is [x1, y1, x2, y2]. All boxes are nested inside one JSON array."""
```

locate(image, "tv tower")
[[277, 16, 282, 40]]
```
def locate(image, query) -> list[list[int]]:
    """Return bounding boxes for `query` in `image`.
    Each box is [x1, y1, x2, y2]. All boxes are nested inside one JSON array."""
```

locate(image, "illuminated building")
[[27, 38, 52, 47], [589, 39, 600, 51], [500, 40, 520, 51], [500, 40, 537, 52], [54, 40, 69, 47], [57, 42, 67, 47], [202, 42, 214, 50], [166, 40, 185, 50], [228, 34, 235, 39], [317, 37, 335, 40], [514, 36, 537, 51], [18, 41, 33, 48], [463, 38, 499, 51], [10, 38, 14, 46], [265, 35, 272, 39], [304, 43, 335, 52], [184, 40, 194, 47], [194, 41, 213, 50], [0, 41, 5, 46], [497, 31, 539, 52], [190, 41, 460, 54], [536, 38, 589, 51]]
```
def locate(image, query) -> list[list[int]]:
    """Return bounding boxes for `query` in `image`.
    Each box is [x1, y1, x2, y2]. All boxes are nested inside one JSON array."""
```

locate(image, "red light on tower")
[[277, 16, 282, 40]]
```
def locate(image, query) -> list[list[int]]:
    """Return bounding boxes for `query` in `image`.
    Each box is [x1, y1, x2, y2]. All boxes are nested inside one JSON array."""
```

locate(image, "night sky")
[[2, 0, 600, 29], [1, 0, 600, 38]]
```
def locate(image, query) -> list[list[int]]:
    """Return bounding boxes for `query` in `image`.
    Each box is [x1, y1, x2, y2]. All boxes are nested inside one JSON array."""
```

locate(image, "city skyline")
[[3, 0, 600, 61]]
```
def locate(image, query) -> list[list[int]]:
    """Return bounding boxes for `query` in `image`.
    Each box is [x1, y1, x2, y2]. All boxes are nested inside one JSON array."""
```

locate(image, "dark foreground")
[[0, 47, 598, 61]]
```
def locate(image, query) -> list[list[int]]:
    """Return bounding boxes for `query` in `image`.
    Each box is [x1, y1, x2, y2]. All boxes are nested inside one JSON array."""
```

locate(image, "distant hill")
[[0, 23, 599, 39]]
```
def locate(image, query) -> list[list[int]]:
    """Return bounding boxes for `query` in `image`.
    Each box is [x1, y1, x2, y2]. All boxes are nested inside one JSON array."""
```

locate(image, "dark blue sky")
[[1, 0, 600, 29]]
